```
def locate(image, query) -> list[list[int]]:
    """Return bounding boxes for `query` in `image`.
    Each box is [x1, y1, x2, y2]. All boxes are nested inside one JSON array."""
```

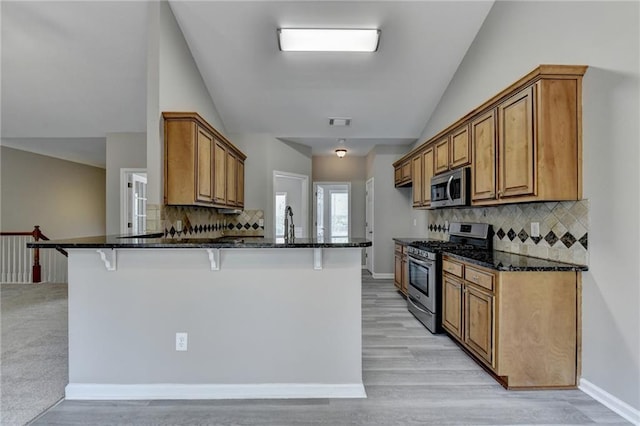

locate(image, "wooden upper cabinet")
[[237, 160, 245, 208], [163, 112, 246, 209], [226, 150, 238, 206], [411, 155, 422, 207], [393, 159, 412, 187], [471, 109, 497, 202], [213, 139, 227, 205], [434, 137, 450, 174], [450, 124, 471, 169], [422, 147, 434, 205], [499, 85, 536, 198]]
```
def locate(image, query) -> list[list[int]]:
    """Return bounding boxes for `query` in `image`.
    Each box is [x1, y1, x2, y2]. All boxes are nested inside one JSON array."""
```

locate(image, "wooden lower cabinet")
[[442, 256, 578, 389], [393, 243, 408, 296]]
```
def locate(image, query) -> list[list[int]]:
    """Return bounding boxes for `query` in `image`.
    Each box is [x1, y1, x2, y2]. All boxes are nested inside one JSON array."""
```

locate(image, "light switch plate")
[[176, 332, 188, 351]]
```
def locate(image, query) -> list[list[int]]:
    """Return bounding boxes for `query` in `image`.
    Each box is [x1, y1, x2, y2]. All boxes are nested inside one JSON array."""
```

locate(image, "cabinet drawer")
[[464, 266, 494, 291], [443, 259, 463, 277], [395, 243, 403, 254]]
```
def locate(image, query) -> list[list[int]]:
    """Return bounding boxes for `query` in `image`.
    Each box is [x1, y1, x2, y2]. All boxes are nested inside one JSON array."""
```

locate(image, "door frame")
[[312, 182, 352, 239], [120, 168, 147, 235], [366, 177, 374, 273], [273, 170, 309, 238]]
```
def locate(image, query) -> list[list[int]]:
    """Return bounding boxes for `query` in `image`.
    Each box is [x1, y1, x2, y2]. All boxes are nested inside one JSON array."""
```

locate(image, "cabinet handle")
[[473, 275, 479, 281]]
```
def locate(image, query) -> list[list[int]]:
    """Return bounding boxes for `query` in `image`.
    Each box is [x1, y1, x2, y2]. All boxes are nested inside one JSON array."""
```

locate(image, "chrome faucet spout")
[[284, 206, 294, 241]]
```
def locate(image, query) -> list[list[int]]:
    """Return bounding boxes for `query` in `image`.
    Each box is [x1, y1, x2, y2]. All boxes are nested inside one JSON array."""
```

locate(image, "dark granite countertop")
[[443, 249, 588, 272], [27, 235, 372, 250], [392, 237, 421, 245]]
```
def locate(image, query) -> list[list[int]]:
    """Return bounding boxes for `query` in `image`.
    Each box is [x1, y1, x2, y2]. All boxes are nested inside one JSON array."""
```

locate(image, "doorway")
[[273, 171, 309, 239], [366, 178, 374, 273], [120, 169, 148, 235], [313, 183, 351, 240]]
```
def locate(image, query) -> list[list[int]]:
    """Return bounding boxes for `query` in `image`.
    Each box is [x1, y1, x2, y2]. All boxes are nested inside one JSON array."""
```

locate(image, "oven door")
[[407, 255, 436, 313]]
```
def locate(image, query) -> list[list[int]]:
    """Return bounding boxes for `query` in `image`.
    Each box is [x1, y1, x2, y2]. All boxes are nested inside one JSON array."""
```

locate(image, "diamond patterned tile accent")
[[531, 236, 543, 244], [496, 228, 505, 240], [507, 228, 516, 241], [545, 231, 558, 246], [244, 223, 251, 230], [579, 233, 588, 250], [518, 229, 529, 243], [252, 223, 259, 230], [169, 226, 176, 237], [560, 232, 576, 248]]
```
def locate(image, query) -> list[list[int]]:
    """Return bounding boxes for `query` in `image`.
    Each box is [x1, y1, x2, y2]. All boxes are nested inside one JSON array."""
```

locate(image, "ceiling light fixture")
[[278, 28, 380, 52], [335, 148, 347, 158]]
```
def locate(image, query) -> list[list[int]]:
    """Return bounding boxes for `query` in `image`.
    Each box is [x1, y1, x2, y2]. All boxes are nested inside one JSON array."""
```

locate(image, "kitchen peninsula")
[[30, 235, 371, 400]]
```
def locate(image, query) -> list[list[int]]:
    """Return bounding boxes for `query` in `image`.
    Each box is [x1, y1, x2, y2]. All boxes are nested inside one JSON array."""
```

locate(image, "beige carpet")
[[1, 283, 68, 426]]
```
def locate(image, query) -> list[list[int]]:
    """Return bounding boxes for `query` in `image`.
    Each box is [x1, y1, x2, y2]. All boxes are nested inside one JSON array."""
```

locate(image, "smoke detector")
[[329, 117, 351, 127]]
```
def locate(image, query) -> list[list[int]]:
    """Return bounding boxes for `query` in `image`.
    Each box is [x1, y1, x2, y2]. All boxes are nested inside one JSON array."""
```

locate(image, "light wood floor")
[[32, 273, 630, 425]]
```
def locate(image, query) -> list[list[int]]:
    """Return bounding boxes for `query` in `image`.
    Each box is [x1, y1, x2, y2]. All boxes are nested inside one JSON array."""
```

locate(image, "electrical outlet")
[[176, 332, 188, 351], [176, 220, 182, 232], [530, 222, 540, 238], [413, 219, 417, 226], [258, 219, 264, 227]]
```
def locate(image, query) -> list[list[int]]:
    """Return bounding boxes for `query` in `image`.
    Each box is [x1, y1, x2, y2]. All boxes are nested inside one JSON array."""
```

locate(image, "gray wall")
[[0, 146, 106, 239], [365, 146, 413, 276], [105, 133, 146, 235], [418, 0, 639, 411], [230, 134, 312, 238], [146, 1, 226, 206]]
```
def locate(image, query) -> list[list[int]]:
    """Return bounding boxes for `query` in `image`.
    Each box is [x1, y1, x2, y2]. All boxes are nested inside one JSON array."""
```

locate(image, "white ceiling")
[[1, 1, 494, 165]]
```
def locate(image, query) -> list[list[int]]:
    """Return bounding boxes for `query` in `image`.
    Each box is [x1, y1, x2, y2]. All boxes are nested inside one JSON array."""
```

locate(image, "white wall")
[[0, 146, 106, 239], [105, 133, 146, 235], [366, 146, 413, 276], [230, 134, 312, 238], [418, 0, 640, 413]]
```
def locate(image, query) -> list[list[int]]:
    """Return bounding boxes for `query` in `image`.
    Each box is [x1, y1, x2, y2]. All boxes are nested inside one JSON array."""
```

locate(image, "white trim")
[[313, 182, 352, 239], [579, 378, 640, 425], [273, 171, 309, 238], [65, 383, 367, 400], [120, 168, 147, 234], [365, 177, 374, 273], [372, 273, 394, 280]]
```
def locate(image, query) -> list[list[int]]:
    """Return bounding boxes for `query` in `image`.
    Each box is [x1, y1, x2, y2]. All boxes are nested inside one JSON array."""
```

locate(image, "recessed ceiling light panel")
[[278, 28, 380, 52]]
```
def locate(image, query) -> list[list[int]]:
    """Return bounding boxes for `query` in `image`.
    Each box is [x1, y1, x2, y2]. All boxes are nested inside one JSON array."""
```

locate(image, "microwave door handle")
[[446, 175, 454, 201]]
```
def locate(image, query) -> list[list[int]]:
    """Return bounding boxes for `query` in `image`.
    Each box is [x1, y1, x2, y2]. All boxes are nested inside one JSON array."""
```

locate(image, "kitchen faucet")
[[284, 206, 294, 241]]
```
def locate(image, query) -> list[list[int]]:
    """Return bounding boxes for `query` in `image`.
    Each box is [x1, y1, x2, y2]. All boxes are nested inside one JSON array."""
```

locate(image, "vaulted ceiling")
[[1, 1, 494, 166]]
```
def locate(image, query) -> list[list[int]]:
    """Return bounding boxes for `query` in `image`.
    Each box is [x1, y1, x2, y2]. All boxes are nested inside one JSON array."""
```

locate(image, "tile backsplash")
[[428, 200, 589, 266], [160, 206, 264, 238]]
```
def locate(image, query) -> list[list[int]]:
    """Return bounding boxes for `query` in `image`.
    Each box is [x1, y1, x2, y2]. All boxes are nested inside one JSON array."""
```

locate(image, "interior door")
[[365, 178, 374, 272]]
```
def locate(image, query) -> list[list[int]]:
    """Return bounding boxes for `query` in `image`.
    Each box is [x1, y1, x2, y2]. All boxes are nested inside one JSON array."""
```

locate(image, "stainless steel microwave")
[[430, 167, 470, 208]]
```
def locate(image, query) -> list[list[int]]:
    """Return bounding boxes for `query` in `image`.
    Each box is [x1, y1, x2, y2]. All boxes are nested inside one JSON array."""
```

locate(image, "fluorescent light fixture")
[[329, 117, 352, 127], [278, 28, 380, 52]]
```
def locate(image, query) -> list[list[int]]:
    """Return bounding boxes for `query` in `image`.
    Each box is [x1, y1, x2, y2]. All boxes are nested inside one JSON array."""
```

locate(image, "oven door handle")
[[408, 294, 431, 315], [446, 174, 454, 202], [408, 256, 434, 268]]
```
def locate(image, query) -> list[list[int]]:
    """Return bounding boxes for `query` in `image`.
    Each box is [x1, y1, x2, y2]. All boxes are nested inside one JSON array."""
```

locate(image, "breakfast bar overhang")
[[29, 236, 372, 400]]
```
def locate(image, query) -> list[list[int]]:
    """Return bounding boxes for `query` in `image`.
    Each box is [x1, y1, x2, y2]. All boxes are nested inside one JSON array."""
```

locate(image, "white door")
[[314, 183, 350, 240], [366, 178, 374, 273]]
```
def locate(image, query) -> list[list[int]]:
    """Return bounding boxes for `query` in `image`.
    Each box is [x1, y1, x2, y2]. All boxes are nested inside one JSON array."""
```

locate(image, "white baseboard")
[[371, 273, 394, 280], [65, 383, 367, 400], [579, 378, 640, 425]]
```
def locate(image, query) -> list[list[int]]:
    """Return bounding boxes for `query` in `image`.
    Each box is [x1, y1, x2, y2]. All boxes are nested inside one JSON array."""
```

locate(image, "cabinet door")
[[499, 86, 535, 198], [237, 159, 245, 208], [442, 275, 463, 339], [226, 151, 237, 206], [422, 148, 434, 205], [465, 285, 494, 366], [394, 254, 403, 291], [434, 137, 450, 174], [196, 126, 214, 203], [394, 165, 402, 185], [450, 125, 471, 169], [213, 139, 227, 204], [401, 255, 408, 295], [471, 109, 497, 202], [412, 155, 423, 207], [401, 161, 411, 182]]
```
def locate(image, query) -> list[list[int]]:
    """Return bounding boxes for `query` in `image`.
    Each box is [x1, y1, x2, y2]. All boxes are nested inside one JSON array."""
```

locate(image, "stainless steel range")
[[407, 222, 492, 333]]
